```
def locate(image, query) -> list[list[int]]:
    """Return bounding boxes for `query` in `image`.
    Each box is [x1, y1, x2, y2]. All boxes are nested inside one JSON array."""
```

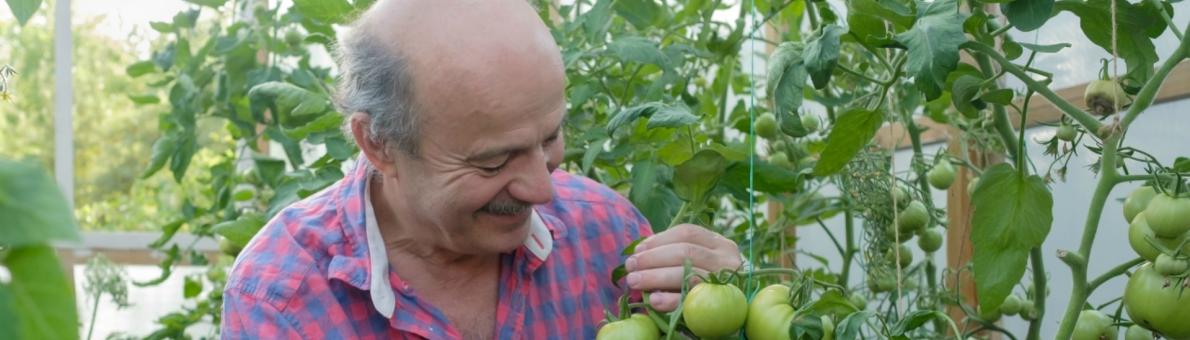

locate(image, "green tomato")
[[746, 284, 797, 340], [1155, 254, 1189, 276], [596, 314, 660, 340], [892, 186, 911, 208], [1142, 194, 1190, 238], [1000, 294, 1023, 316], [1125, 325, 1155, 340], [801, 114, 820, 133], [979, 307, 1002, 322], [886, 244, 913, 268], [928, 161, 956, 190], [756, 113, 780, 140], [1056, 124, 1077, 142], [684, 282, 748, 338], [1125, 187, 1158, 224], [770, 152, 793, 168], [1020, 300, 1038, 320], [284, 29, 304, 46], [918, 227, 943, 253], [849, 294, 868, 310], [867, 274, 897, 293], [1128, 213, 1190, 262], [897, 201, 930, 233], [1085, 79, 1130, 116], [1072, 309, 1117, 340], [1125, 263, 1190, 339], [218, 237, 242, 256]]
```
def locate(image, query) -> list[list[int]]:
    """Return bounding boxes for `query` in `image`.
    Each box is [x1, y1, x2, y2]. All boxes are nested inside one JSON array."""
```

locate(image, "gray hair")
[[333, 23, 421, 157]]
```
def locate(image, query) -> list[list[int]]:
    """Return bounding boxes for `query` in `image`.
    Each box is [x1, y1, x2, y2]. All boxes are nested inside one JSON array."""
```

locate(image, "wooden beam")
[[874, 61, 1190, 150]]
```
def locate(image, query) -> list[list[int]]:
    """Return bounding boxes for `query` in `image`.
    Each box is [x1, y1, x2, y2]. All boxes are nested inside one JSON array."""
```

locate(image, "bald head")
[[336, 0, 565, 156]]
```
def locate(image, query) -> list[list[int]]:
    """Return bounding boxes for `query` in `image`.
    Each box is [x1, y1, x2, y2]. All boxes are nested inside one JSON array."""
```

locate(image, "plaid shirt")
[[221, 158, 652, 339]]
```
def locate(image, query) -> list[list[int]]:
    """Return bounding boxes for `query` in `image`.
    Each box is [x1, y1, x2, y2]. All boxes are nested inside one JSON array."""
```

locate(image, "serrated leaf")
[[894, 0, 969, 100], [211, 212, 266, 248], [0, 159, 80, 247], [803, 25, 846, 89], [3, 245, 78, 340], [835, 311, 873, 340], [768, 42, 807, 115], [612, 0, 660, 30], [646, 104, 698, 129], [607, 37, 669, 67], [813, 109, 884, 176], [971, 164, 1053, 313], [293, 0, 353, 24], [1057, 0, 1166, 84], [4, 0, 40, 26], [1002, 0, 1055, 32]]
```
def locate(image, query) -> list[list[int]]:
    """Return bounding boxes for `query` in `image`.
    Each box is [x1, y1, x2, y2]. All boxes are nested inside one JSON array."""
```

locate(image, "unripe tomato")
[[892, 186, 911, 208], [897, 201, 930, 233], [928, 161, 956, 190], [849, 294, 868, 310], [1142, 194, 1190, 238], [918, 227, 943, 253], [683, 282, 747, 338], [1124, 264, 1190, 339], [1125, 186, 1158, 224], [756, 113, 779, 140], [801, 114, 820, 133], [1127, 213, 1190, 262], [1155, 254, 1189, 276], [1000, 294, 1023, 315], [746, 284, 797, 340], [887, 244, 913, 267], [596, 314, 660, 340], [1056, 124, 1077, 142], [1072, 309, 1117, 340], [1085, 79, 1130, 116], [770, 152, 793, 168], [1125, 325, 1155, 340]]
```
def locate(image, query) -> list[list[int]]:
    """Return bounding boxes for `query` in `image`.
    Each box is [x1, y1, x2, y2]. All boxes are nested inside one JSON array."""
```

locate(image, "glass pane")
[[0, 2, 55, 168]]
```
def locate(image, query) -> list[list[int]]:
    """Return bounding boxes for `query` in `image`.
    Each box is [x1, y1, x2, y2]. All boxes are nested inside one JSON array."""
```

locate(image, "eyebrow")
[[466, 121, 563, 163]]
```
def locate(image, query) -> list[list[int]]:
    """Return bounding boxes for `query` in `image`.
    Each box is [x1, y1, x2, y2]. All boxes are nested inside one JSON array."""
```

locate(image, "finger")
[[647, 292, 681, 312], [637, 224, 737, 253], [625, 267, 705, 291], [627, 242, 723, 272]]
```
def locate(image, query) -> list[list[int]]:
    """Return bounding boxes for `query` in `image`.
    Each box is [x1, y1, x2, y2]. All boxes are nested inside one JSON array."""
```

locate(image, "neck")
[[369, 172, 501, 280]]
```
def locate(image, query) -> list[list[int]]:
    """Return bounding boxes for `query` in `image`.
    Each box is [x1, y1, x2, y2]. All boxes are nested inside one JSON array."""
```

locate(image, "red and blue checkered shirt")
[[221, 158, 653, 339]]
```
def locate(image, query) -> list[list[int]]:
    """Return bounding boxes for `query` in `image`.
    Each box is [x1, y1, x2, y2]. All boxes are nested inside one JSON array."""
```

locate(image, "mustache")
[[479, 198, 531, 216]]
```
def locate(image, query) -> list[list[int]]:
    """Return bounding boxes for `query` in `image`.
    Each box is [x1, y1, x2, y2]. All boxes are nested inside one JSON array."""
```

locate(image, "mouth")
[[479, 208, 532, 228]]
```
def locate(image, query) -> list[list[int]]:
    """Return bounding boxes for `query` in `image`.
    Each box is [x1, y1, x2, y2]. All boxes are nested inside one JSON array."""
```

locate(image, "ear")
[[349, 112, 398, 177]]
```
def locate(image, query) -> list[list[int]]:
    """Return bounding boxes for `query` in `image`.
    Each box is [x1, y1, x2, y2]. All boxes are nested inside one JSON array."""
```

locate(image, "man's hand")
[[623, 223, 743, 311]]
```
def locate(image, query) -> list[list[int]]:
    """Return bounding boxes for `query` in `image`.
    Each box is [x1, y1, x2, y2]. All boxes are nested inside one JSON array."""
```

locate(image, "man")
[[221, 0, 744, 338]]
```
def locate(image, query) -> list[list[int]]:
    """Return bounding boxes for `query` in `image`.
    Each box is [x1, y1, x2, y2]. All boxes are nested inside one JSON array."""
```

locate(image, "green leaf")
[[284, 113, 344, 140], [248, 82, 330, 126], [951, 75, 987, 117], [892, 310, 945, 335], [673, 150, 726, 202], [803, 25, 845, 89], [980, 88, 1015, 105], [135, 245, 179, 287], [813, 109, 884, 176], [3, 245, 79, 340], [293, 0, 353, 24], [607, 37, 669, 67], [211, 212, 266, 248], [767, 42, 807, 115], [127, 93, 160, 104], [807, 290, 859, 316], [647, 104, 698, 129], [126, 61, 157, 77], [149, 21, 174, 33], [722, 161, 801, 195], [169, 130, 197, 183], [894, 0, 969, 100], [0, 287, 19, 340], [0, 159, 80, 247], [182, 0, 227, 7], [253, 156, 287, 187], [835, 311, 873, 340], [1019, 42, 1072, 53], [1002, 0, 1055, 32], [183, 275, 203, 299], [971, 163, 1053, 313], [629, 159, 659, 205], [4, 0, 41, 26], [612, 0, 660, 30], [849, 0, 914, 29], [1173, 157, 1190, 172], [148, 219, 186, 249], [141, 133, 177, 179], [1057, 0, 1166, 84]]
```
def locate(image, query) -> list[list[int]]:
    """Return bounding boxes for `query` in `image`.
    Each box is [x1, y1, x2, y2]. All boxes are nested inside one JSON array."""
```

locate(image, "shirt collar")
[[361, 168, 555, 319]]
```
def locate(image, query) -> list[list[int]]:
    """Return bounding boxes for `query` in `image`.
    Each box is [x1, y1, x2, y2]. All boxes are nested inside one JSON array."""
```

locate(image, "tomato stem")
[[965, 41, 1103, 135], [1087, 257, 1144, 293]]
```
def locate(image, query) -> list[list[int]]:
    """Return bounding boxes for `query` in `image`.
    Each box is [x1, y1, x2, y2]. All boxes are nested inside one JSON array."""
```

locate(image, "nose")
[[508, 146, 555, 205]]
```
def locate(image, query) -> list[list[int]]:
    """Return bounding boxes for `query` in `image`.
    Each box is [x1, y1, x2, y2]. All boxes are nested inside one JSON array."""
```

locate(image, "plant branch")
[[1121, 19, 1190, 129], [965, 41, 1103, 134], [1087, 257, 1144, 292], [1026, 248, 1045, 340]]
